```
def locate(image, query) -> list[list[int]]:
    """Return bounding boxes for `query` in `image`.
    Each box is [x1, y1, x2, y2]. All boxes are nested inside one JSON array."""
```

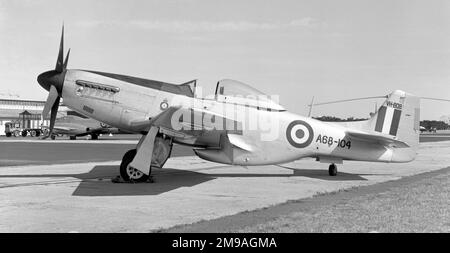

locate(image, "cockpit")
[[214, 79, 285, 111]]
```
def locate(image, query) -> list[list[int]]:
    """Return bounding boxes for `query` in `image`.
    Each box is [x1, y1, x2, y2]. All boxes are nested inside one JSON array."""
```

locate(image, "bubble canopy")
[[215, 79, 285, 111]]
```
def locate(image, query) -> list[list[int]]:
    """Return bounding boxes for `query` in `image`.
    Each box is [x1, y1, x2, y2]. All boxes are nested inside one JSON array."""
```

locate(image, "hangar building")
[[0, 97, 70, 135]]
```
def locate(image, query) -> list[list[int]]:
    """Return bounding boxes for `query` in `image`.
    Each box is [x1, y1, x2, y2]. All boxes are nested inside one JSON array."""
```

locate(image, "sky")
[[0, 0, 449, 120]]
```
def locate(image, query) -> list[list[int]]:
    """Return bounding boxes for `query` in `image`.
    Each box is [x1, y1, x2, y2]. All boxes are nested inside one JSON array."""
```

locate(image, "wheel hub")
[[126, 166, 143, 179]]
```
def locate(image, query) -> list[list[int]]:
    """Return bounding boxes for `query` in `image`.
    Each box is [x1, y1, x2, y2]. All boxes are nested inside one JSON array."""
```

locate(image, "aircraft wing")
[[48, 126, 76, 134], [85, 127, 113, 135], [346, 130, 410, 148], [130, 106, 242, 138], [129, 107, 189, 136], [53, 126, 74, 131]]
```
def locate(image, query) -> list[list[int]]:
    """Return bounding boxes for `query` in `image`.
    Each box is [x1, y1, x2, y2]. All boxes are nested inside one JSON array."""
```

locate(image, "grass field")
[[238, 168, 450, 233]]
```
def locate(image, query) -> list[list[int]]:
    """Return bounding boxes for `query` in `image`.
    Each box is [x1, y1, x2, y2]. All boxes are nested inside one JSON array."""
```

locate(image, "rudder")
[[368, 90, 420, 151]]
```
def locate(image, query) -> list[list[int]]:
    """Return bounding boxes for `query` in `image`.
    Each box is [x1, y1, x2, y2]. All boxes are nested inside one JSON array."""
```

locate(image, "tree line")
[[420, 120, 449, 130], [313, 116, 368, 122]]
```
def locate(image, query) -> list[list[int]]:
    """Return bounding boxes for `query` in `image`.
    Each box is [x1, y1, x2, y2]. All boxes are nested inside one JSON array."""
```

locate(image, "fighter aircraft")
[[42, 115, 118, 140], [37, 27, 421, 182]]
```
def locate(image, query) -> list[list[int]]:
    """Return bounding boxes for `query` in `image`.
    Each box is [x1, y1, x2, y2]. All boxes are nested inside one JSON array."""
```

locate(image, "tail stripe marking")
[[389, 109, 402, 136], [375, 106, 386, 132], [381, 106, 395, 134]]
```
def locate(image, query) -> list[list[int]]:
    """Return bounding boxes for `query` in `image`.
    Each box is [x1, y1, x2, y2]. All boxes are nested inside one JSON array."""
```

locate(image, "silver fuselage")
[[61, 69, 414, 166]]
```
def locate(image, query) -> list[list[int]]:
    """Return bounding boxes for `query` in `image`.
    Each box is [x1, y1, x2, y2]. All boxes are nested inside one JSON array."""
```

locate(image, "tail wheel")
[[119, 149, 150, 182], [328, 164, 337, 176]]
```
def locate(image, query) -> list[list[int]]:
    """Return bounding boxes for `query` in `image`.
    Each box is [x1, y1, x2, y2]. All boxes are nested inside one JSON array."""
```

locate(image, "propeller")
[[37, 25, 70, 139]]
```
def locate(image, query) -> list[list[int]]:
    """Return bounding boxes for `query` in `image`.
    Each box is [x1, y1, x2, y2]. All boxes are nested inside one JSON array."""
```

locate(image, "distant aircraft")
[[37, 26, 422, 182], [42, 115, 118, 140], [419, 126, 436, 133]]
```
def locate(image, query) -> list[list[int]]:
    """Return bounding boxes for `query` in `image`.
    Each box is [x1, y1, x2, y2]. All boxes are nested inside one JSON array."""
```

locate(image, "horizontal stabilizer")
[[346, 130, 409, 148]]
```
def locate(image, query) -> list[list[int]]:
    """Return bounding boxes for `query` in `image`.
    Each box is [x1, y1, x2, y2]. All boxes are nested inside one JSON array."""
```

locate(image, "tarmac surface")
[[0, 141, 194, 167], [0, 135, 449, 232]]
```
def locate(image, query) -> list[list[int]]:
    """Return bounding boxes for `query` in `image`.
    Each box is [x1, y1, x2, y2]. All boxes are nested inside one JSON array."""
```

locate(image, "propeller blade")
[[55, 25, 64, 72], [41, 85, 59, 119], [46, 96, 61, 139], [63, 48, 70, 70]]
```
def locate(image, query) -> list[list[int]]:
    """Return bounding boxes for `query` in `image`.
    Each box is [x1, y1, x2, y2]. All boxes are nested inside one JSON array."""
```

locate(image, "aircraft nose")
[[37, 71, 51, 91], [37, 70, 64, 94]]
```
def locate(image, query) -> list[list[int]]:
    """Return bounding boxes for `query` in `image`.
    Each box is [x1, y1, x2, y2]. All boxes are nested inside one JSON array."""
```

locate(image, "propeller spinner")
[[37, 26, 70, 139]]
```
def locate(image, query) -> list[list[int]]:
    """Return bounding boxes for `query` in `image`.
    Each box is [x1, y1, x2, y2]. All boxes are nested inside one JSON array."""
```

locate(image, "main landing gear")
[[328, 163, 337, 176], [119, 132, 172, 183], [120, 149, 149, 182]]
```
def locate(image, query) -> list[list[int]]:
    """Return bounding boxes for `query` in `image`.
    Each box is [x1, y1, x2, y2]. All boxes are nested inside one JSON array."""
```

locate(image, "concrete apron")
[[0, 141, 449, 232]]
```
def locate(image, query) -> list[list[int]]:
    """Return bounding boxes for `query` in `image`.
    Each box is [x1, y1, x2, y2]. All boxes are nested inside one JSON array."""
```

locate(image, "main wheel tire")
[[14, 131, 20, 137], [119, 149, 150, 182], [21, 131, 27, 137], [91, 134, 98, 140], [328, 164, 337, 176], [30, 130, 36, 137], [70, 136, 76, 140], [51, 135, 56, 140], [5, 132, 11, 137], [36, 131, 41, 137]]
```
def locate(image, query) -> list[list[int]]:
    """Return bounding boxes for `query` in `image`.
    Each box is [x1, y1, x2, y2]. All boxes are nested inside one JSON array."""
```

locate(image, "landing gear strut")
[[328, 163, 337, 176]]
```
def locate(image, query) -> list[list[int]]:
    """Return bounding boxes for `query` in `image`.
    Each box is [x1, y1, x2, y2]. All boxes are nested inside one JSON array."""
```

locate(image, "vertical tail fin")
[[367, 90, 421, 151]]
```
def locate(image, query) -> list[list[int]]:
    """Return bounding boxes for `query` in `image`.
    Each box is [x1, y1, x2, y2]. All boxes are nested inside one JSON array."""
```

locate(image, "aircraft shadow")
[[275, 165, 384, 180], [0, 164, 374, 197]]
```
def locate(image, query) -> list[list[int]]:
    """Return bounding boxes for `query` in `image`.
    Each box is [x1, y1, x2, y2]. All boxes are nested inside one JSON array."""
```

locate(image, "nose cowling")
[[37, 70, 65, 95]]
